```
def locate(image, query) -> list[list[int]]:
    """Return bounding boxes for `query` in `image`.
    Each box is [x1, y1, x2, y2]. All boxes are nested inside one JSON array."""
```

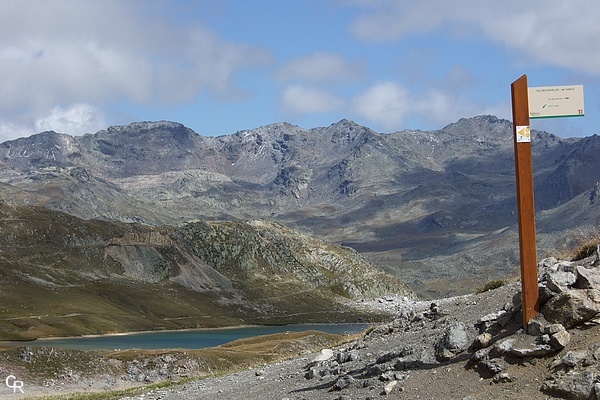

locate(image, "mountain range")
[[1, 115, 599, 301]]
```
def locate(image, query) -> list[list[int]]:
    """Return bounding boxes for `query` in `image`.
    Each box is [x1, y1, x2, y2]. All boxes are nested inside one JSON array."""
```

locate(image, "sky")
[[1, 0, 599, 142]]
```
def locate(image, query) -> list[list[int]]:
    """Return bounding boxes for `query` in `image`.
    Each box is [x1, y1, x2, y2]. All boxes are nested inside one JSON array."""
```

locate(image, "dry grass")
[[476, 279, 507, 294], [11, 330, 361, 400], [569, 227, 600, 261]]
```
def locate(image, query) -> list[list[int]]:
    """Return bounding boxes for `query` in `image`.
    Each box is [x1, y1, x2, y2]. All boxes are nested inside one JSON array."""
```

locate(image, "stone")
[[379, 371, 396, 382], [512, 292, 522, 310], [562, 350, 589, 367], [508, 334, 554, 357], [527, 316, 548, 336], [436, 322, 471, 361], [497, 310, 513, 327], [364, 364, 384, 378], [473, 332, 492, 349], [483, 358, 509, 374], [308, 349, 334, 367], [376, 351, 400, 364], [546, 271, 576, 293], [331, 374, 355, 391], [381, 380, 398, 395], [538, 284, 556, 306], [479, 312, 500, 323], [305, 367, 317, 379], [491, 338, 514, 357], [471, 347, 491, 363], [556, 261, 575, 272], [544, 323, 566, 335], [543, 369, 597, 400], [542, 289, 600, 329], [549, 330, 571, 350], [539, 257, 558, 272], [510, 343, 554, 357], [574, 266, 600, 290], [492, 372, 514, 384], [337, 350, 359, 364], [540, 334, 551, 344]]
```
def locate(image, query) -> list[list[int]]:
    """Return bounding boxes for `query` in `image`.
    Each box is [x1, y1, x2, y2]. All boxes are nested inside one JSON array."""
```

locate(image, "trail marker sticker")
[[515, 125, 531, 143], [528, 85, 584, 119]]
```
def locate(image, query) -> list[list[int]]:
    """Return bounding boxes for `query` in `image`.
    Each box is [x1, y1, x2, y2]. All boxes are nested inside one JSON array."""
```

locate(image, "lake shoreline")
[[0, 323, 371, 351]]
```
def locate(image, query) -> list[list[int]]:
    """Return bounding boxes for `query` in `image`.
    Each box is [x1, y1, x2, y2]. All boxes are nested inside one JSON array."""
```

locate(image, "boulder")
[[546, 271, 576, 293], [549, 330, 571, 350], [436, 322, 471, 361], [561, 350, 589, 368], [527, 314, 549, 335], [574, 266, 600, 290], [336, 350, 359, 364], [542, 289, 600, 329], [491, 338, 515, 357], [543, 369, 597, 400]]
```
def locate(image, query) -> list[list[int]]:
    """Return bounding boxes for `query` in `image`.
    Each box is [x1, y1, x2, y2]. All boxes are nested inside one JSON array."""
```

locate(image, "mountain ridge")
[[1, 115, 599, 297]]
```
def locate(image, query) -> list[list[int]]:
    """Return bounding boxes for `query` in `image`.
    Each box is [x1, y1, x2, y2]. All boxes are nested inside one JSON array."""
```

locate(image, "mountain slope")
[[1, 115, 599, 297], [0, 201, 408, 340]]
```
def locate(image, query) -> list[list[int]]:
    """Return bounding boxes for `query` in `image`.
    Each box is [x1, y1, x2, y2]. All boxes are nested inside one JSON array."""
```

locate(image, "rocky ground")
[[116, 256, 600, 400], [5, 256, 600, 400]]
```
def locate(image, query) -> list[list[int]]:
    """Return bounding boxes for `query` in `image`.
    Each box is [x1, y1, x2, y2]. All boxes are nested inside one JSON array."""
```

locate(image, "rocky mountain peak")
[[0, 115, 599, 298], [104, 120, 189, 134]]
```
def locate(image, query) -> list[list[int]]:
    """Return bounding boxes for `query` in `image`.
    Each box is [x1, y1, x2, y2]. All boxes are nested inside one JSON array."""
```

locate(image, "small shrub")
[[570, 228, 600, 261], [476, 279, 506, 294]]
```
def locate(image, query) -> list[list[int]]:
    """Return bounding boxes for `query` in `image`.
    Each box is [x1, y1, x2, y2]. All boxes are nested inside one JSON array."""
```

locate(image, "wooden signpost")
[[511, 74, 585, 328]]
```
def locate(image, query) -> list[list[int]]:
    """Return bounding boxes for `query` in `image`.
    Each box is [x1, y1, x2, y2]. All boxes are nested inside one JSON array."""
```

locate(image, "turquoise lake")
[[24, 324, 369, 351]]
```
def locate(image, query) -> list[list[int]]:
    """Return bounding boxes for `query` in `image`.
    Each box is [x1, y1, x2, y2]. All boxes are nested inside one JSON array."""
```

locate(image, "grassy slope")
[[0, 202, 392, 340]]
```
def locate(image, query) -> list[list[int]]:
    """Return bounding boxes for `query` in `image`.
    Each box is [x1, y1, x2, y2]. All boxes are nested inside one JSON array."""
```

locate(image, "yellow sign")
[[528, 85, 584, 119], [516, 125, 531, 143]]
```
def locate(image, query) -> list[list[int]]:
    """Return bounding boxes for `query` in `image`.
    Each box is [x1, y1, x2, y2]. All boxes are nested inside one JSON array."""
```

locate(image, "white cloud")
[[276, 52, 363, 83], [352, 81, 506, 131], [352, 82, 410, 130], [35, 104, 106, 135], [281, 85, 344, 116], [0, 0, 271, 140], [0, 120, 35, 143], [348, 0, 600, 75]]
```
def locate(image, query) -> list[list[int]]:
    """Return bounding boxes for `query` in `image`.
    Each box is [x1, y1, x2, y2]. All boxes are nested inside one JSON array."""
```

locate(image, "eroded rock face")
[[175, 219, 414, 300]]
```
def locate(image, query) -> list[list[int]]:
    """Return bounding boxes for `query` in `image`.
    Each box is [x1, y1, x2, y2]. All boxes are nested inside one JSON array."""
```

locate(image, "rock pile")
[[300, 256, 600, 399], [461, 256, 600, 399]]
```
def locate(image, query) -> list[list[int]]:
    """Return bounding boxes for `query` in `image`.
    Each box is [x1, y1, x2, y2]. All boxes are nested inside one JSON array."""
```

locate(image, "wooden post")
[[511, 74, 539, 328]]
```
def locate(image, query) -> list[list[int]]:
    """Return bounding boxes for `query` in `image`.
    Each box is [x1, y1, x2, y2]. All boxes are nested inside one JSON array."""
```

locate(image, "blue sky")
[[0, 0, 599, 141]]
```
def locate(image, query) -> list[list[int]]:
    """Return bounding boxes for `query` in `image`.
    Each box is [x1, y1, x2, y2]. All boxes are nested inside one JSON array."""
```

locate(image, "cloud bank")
[[0, 0, 270, 140]]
